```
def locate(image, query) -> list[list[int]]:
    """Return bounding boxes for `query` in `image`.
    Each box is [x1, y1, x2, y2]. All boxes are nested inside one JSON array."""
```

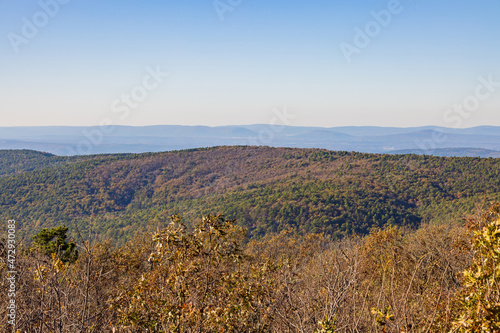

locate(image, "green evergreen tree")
[[33, 225, 78, 263]]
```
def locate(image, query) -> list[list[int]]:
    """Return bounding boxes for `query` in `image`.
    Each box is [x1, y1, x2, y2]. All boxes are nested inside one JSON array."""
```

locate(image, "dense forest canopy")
[[1, 147, 500, 331], [0, 150, 106, 177], [1, 146, 499, 243]]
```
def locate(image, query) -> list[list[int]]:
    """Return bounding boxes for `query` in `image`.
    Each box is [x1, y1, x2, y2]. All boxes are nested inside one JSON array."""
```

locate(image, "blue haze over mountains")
[[1, 125, 500, 157]]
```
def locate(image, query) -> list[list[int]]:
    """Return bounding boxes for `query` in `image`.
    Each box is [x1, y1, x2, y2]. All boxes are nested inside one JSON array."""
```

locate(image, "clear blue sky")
[[1, 0, 499, 127]]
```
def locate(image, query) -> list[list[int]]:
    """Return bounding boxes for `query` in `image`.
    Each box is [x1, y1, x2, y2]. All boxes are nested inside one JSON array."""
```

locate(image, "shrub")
[[452, 204, 500, 332]]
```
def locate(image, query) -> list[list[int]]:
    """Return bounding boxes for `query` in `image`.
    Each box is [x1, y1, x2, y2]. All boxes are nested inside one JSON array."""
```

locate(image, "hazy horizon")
[[1, 124, 500, 130]]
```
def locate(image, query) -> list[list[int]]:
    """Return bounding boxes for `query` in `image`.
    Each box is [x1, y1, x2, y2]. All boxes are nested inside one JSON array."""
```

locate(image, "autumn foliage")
[[1, 205, 500, 332]]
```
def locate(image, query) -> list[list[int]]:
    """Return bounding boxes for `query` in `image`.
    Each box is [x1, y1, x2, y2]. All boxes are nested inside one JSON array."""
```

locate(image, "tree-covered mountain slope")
[[1, 146, 499, 242], [0, 150, 62, 177], [0, 149, 105, 178]]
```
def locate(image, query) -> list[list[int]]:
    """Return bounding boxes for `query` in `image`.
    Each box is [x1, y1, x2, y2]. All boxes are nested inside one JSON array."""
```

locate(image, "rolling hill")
[[1, 146, 500, 243]]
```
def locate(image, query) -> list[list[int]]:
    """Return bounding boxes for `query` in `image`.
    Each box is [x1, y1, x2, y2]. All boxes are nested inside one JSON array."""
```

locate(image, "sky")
[[0, 0, 499, 128]]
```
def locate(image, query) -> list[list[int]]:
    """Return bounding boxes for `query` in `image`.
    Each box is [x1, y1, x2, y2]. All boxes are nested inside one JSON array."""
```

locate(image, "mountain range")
[[1, 125, 500, 157]]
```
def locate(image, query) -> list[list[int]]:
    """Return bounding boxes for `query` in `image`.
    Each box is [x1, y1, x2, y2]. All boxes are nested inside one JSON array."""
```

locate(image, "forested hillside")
[[0, 150, 97, 177], [1, 146, 500, 242]]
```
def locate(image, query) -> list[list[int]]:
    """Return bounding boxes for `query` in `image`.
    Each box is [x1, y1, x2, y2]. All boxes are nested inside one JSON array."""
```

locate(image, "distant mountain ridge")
[[1, 125, 499, 156], [389, 148, 500, 158]]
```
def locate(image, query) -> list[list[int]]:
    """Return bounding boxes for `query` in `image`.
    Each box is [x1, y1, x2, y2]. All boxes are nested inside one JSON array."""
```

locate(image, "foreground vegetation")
[[2, 204, 500, 332]]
